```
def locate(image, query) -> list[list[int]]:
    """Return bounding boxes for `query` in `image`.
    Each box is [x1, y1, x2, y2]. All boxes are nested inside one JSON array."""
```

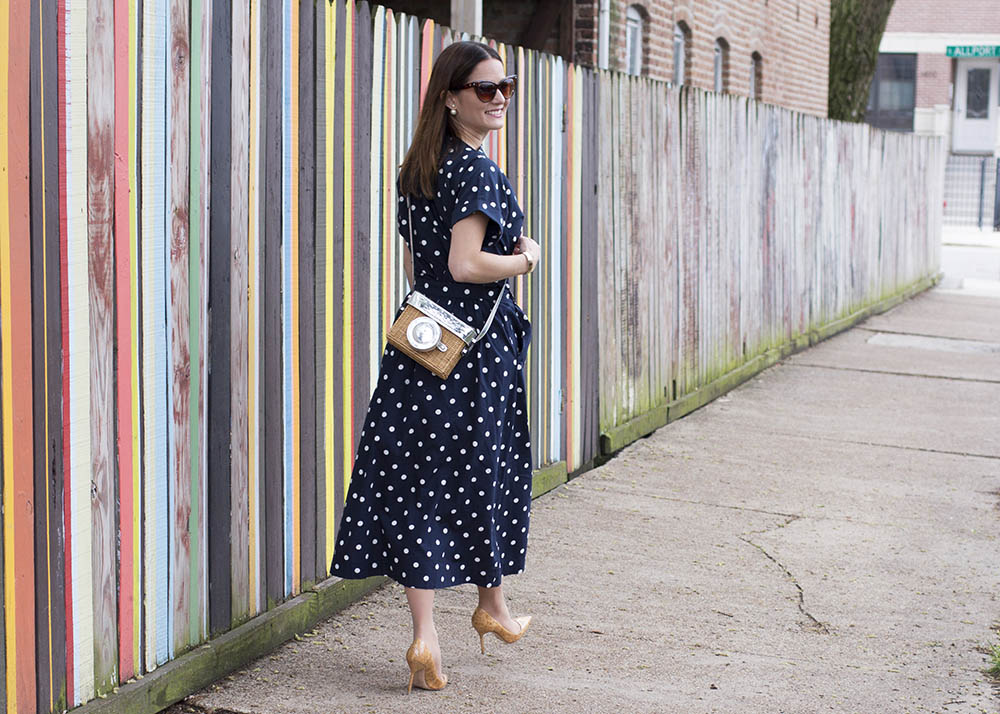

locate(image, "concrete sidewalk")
[[177, 288, 1000, 714]]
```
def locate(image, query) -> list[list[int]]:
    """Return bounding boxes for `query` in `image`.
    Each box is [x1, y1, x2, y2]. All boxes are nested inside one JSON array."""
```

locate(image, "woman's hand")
[[513, 234, 540, 273]]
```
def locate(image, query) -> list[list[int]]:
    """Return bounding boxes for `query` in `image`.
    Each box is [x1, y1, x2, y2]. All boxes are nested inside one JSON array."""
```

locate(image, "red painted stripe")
[[8, 0, 38, 709], [418, 19, 432, 109], [56, 0, 75, 704], [113, 0, 135, 681]]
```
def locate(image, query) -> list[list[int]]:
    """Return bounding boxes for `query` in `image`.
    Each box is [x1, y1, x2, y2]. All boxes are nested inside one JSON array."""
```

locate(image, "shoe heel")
[[478, 631, 485, 655], [405, 638, 446, 693]]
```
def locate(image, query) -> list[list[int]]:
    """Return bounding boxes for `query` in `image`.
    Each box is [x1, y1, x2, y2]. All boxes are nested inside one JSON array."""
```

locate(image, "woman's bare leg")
[[404, 587, 442, 687], [476, 583, 523, 634]]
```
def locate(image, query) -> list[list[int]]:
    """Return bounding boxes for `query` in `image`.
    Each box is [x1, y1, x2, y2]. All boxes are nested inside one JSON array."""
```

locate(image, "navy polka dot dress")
[[329, 137, 533, 589]]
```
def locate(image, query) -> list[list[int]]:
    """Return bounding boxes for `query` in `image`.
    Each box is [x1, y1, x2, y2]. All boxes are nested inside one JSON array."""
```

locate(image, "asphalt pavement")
[[174, 279, 1000, 714]]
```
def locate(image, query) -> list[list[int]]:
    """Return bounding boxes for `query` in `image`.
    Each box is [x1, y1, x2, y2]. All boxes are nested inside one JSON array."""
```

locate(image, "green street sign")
[[946, 45, 1000, 58]]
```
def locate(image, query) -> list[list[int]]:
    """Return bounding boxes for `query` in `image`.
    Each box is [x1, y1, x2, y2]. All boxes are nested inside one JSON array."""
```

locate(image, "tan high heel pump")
[[471, 607, 532, 654], [405, 638, 447, 693]]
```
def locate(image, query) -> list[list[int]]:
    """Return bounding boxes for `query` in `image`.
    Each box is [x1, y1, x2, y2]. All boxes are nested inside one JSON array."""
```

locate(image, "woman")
[[329, 41, 541, 693]]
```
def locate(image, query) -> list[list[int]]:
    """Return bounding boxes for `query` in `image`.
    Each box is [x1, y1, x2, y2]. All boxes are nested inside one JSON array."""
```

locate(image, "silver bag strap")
[[406, 197, 507, 345]]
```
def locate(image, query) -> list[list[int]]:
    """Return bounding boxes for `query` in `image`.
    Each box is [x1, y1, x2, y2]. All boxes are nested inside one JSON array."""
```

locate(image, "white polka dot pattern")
[[329, 138, 534, 589]]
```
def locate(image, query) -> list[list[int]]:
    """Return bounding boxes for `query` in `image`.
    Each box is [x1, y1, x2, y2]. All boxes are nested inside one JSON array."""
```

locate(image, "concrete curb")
[[600, 271, 942, 455], [73, 577, 387, 714]]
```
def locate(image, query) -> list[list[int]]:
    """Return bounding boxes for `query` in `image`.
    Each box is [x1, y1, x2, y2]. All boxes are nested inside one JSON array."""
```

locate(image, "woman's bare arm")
[[448, 213, 537, 283]]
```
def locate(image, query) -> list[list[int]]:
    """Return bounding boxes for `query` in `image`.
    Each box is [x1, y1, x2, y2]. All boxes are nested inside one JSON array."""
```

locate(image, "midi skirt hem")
[[330, 563, 527, 591]]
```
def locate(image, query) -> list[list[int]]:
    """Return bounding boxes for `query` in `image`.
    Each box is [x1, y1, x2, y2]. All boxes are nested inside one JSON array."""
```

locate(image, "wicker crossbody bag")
[[386, 198, 506, 380]]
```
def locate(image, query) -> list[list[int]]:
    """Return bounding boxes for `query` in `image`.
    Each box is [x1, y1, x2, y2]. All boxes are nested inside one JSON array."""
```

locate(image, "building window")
[[866, 53, 916, 131], [966, 68, 990, 119], [625, 6, 643, 76], [750, 52, 763, 100], [673, 22, 690, 86], [714, 38, 729, 93]]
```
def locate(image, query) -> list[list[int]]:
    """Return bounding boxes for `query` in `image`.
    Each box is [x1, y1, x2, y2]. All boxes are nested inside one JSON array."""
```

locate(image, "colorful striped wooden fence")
[[0, 1, 941, 712]]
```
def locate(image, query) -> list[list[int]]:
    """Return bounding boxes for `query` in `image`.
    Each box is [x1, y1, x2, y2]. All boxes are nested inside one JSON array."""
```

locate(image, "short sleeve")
[[449, 156, 505, 237]]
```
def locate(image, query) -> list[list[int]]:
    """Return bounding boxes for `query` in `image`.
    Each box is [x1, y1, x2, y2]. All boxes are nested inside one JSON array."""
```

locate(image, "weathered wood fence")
[[0, 0, 942, 712]]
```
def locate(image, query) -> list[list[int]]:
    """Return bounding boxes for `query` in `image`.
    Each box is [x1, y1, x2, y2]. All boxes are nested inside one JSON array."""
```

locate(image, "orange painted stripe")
[[418, 18, 433, 109], [113, 0, 136, 681], [3, 0, 38, 709]]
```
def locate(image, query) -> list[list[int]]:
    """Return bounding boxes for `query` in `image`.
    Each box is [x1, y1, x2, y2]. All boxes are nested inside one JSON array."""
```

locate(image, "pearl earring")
[[449, 107, 457, 116]]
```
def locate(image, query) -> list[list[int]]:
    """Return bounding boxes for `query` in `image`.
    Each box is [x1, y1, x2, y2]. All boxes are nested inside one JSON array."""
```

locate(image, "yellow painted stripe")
[[0, 2, 17, 705], [323, 0, 335, 562], [129, 0, 142, 657]]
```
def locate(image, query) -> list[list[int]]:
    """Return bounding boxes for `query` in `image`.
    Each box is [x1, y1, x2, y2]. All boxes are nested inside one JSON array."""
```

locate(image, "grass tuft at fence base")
[[600, 273, 942, 456]]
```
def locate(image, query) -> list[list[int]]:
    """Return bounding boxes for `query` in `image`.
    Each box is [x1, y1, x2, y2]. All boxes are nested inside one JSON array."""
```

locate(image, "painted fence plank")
[[190, 0, 212, 648], [353, 1, 372, 455], [248, 0, 264, 617], [261, 0, 284, 606], [2, 1, 37, 709], [330, 0, 346, 549], [298, 0, 317, 588], [279, 0, 301, 599], [167, 0, 193, 656], [86, 0, 118, 694], [230, 0, 251, 625], [208, 0, 233, 635], [313, 0, 328, 583], [140, 0, 169, 674], [30, 0, 67, 705], [112, 0, 139, 683]]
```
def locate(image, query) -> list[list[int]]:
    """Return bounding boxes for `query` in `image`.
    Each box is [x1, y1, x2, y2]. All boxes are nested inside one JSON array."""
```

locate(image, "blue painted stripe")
[[145, 0, 170, 664]]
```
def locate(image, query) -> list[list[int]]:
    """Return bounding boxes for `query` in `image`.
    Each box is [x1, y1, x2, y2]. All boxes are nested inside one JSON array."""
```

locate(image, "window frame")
[[714, 38, 729, 93], [750, 52, 763, 100], [673, 23, 687, 86], [866, 52, 917, 132], [625, 5, 644, 76]]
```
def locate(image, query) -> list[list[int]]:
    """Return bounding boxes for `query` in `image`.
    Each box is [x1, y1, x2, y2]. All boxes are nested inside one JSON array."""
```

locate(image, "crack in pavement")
[[739, 516, 830, 635], [568, 482, 902, 529], [783, 361, 1000, 385], [734, 427, 1000, 462], [856, 326, 1000, 345]]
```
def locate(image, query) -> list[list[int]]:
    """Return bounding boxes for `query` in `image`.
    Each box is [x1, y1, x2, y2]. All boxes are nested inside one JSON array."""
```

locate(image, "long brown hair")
[[398, 41, 503, 198]]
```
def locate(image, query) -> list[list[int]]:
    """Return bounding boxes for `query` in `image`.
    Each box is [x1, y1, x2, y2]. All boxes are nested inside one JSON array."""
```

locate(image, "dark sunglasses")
[[454, 75, 517, 103]]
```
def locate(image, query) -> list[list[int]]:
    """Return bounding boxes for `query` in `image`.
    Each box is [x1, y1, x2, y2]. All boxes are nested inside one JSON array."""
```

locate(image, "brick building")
[[381, 0, 831, 117], [870, 0, 1000, 156], [570, 0, 829, 117]]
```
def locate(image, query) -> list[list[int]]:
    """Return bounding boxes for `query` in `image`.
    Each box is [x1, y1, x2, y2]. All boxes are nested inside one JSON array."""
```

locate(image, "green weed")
[[987, 641, 1000, 679]]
